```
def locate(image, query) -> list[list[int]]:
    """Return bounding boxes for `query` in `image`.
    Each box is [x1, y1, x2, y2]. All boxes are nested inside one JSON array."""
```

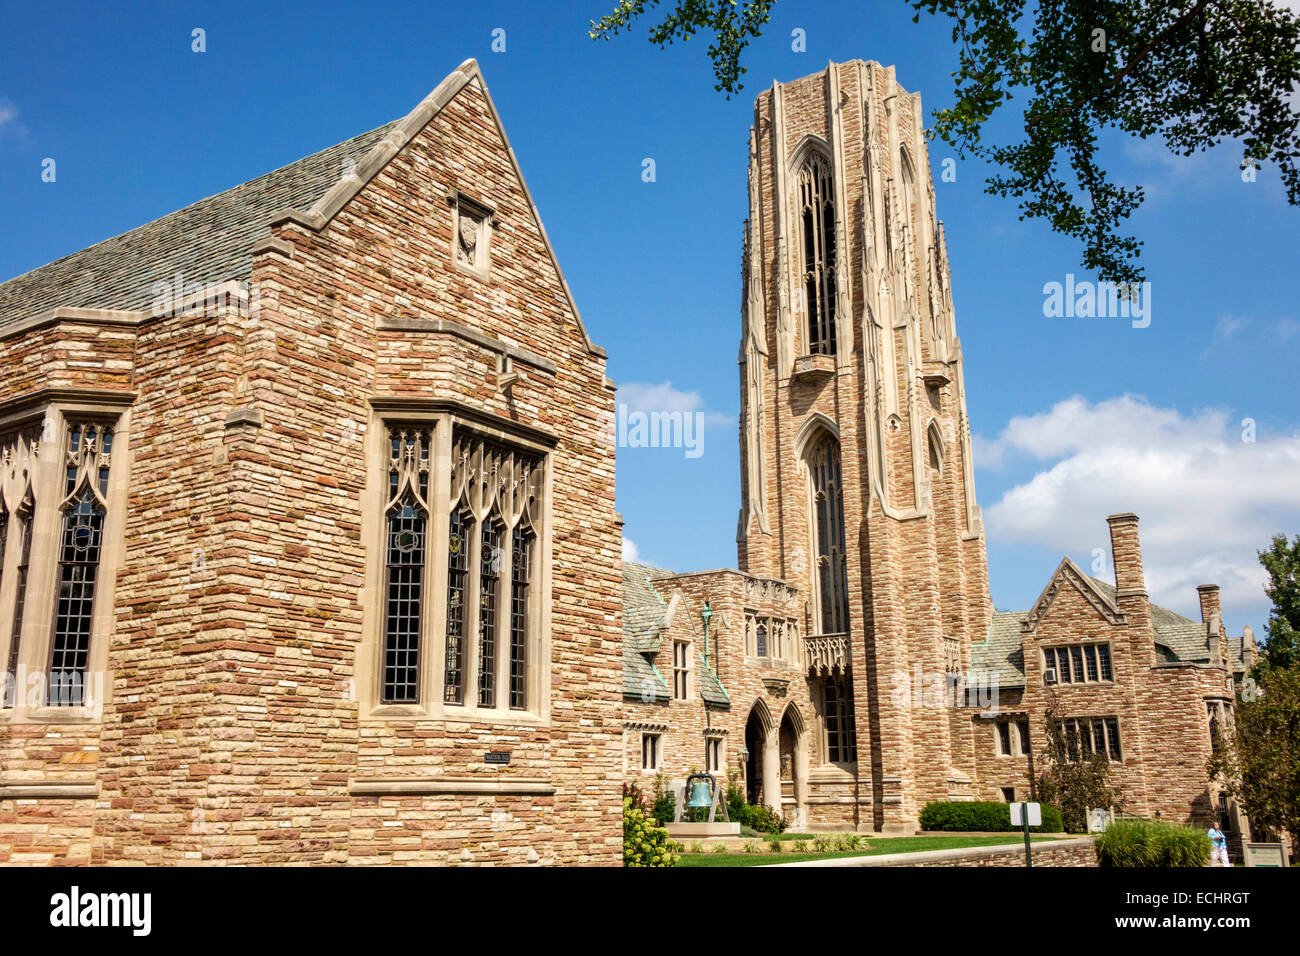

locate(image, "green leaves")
[[590, 0, 1300, 285]]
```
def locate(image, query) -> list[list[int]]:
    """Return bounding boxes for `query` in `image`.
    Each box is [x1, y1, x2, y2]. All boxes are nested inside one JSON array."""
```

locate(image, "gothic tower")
[[737, 61, 993, 830]]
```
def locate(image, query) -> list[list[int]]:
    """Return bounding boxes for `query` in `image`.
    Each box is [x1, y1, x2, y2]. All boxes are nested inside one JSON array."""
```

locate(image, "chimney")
[[1107, 513, 1146, 597], [1198, 584, 1230, 669], [1242, 625, 1257, 672], [1107, 513, 1153, 669], [1197, 584, 1221, 624]]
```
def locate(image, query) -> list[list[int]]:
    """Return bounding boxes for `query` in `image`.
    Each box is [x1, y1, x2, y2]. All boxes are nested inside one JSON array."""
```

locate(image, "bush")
[[1095, 819, 1211, 867], [919, 800, 1064, 833], [623, 797, 678, 867], [650, 790, 677, 826], [723, 780, 789, 833]]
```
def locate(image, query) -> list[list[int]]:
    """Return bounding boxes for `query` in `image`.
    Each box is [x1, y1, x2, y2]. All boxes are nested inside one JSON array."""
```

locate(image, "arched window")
[[48, 422, 113, 706], [798, 153, 838, 355], [382, 428, 431, 704], [809, 432, 848, 634], [447, 430, 542, 710], [927, 421, 944, 477]]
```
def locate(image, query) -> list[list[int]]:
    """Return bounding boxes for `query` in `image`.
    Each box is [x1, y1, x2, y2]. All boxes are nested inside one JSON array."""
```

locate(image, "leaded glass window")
[[509, 524, 532, 710], [445, 507, 469, 704], [48, 422, 113, 706], [478, 518, 502, 707], [3, 501, 32, 709], [823, 675, 857, 763], [381, 428, 431, 703], [446, 429, 542, 711], [798, 152, 838, 355], [810, 433, 848, 634]]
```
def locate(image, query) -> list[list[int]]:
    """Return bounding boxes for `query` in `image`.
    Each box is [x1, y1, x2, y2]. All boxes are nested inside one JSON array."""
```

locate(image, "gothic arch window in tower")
[[798, 152, 838, 356], [809, 432, 849, 634]]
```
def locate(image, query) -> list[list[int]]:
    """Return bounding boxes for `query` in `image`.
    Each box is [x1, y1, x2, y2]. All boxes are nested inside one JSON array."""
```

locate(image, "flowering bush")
[[623, 797, 679, 867]]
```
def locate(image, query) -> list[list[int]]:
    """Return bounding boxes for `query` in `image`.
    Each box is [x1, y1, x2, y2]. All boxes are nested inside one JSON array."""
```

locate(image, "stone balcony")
[[804, 633, 849, 676]]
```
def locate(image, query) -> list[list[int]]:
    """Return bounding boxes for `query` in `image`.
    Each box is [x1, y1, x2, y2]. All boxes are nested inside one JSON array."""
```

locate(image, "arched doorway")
[[745, 709, 764, 806], [778, 703, 809, 828], [743, 699, 777, 810]]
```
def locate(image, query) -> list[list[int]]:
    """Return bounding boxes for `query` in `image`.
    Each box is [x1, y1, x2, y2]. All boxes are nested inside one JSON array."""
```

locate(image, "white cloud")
[[0, 99, 17, 132], [622, 537, 639, 562], [615, 380, 733, 427], [979, 394, 1300, 623]]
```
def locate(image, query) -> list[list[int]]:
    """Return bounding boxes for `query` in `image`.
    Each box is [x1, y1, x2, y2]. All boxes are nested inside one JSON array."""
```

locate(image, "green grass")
[[677, 834, 1066, 867]]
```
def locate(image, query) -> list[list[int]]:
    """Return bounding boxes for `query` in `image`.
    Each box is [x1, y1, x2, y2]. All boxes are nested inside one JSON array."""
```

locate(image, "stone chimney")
[[1107, 513, 1146, 596], [1197, 584, 1221, 624], [1242, 625, 1258, 672], [1107, 513, 1153, 668], [1198, 583, 1230, 666]]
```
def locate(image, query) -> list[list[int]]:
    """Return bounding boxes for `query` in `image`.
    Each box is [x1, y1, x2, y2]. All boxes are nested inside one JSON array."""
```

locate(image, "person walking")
[[1208, 820, 1230, 867]]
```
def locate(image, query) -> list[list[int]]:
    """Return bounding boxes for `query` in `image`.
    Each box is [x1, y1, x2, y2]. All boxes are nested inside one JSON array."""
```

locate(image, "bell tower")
[[737, 61, 993, 830]]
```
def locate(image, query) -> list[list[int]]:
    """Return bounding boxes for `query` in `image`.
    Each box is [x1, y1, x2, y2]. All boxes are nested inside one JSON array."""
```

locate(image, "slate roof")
[[972, 611, 1028, 687], [0, 122, 399, 325], [621, 562, 729, 706]]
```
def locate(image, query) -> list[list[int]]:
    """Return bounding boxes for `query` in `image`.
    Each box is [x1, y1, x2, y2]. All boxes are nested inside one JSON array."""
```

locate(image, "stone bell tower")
[[736, 60, 993, 830]]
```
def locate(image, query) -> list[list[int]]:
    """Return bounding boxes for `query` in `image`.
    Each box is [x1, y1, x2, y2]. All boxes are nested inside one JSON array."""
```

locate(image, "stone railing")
[[805, 633, 849, 675]]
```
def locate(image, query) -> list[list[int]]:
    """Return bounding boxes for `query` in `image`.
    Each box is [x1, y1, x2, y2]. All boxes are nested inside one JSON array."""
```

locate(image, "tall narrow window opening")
[[798, 153, 838, 355], [810, 432, 849, 634]]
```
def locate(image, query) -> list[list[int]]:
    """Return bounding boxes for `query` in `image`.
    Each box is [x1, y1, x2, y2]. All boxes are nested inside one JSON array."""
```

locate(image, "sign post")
[[1010, 802, 1042, 868]]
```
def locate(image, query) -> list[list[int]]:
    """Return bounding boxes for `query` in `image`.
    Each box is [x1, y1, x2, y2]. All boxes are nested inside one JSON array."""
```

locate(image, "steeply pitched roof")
[[974, 567, 1221, 685], [0, 59, 604, 356], [972, 611, 1028, 687], [621, 561, 730, 706], [0, 123, 397, 324]]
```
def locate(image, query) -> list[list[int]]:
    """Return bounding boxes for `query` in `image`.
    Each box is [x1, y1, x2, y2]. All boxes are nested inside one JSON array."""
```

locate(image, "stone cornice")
[[0, 306, 149, 341], [347, 777, 555, 797], [377, 316, 556, 373], [368, 395, 558, 449], [0, 779, 100, 800], [0, 386, 138, 423]]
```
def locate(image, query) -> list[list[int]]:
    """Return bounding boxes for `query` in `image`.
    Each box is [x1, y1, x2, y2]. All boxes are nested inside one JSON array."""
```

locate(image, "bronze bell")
[[686, 779, 713, 809]]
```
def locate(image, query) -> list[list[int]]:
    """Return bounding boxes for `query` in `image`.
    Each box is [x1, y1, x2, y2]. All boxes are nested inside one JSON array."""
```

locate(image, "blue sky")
[[1, 1, 1296, 640]]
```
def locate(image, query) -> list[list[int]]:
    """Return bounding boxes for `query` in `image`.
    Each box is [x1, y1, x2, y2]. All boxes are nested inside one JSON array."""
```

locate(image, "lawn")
[[677, 834, 1067, 867]]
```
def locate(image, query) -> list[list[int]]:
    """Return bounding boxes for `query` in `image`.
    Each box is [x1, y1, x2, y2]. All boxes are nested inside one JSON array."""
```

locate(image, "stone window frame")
[[0, 396, 132, 726], [704, 730, 726, 773], [447, 187, 496, 281], [990, 715, 1032, 758], [357, 402, 553, 726], [792, 143, 840, 358], [641, 731, 662, 772], [1053, 715, 1124, 764], [743, 610, 798, 664], [803, 427, 849, 637], [671, 638, 691, 701], [819, 673, 857, 766], [1206, 697, 1233, 753], [1043, 641, 1114, 685]]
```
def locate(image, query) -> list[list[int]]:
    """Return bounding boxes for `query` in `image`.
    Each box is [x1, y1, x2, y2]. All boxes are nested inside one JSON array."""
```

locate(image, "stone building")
[[0, 60, 622, 865], [621, 60, 1255, 837]]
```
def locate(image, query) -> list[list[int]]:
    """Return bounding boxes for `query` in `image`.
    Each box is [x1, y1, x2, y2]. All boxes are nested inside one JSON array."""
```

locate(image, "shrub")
[[1095, 819, 1211, 867], [650, 790, 677, 826], [765, 835, 783, 852], [742, 840, 761, 853], [688, 841, 705, 854], [711, 842, 728, 854], [623, 797, 679, 867], [813, 836, 834, 853], [919, 800, 1064, 833], [745, 803, 790, 834], [791, 839, 810, 853], [622, 780, 648, 813]]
